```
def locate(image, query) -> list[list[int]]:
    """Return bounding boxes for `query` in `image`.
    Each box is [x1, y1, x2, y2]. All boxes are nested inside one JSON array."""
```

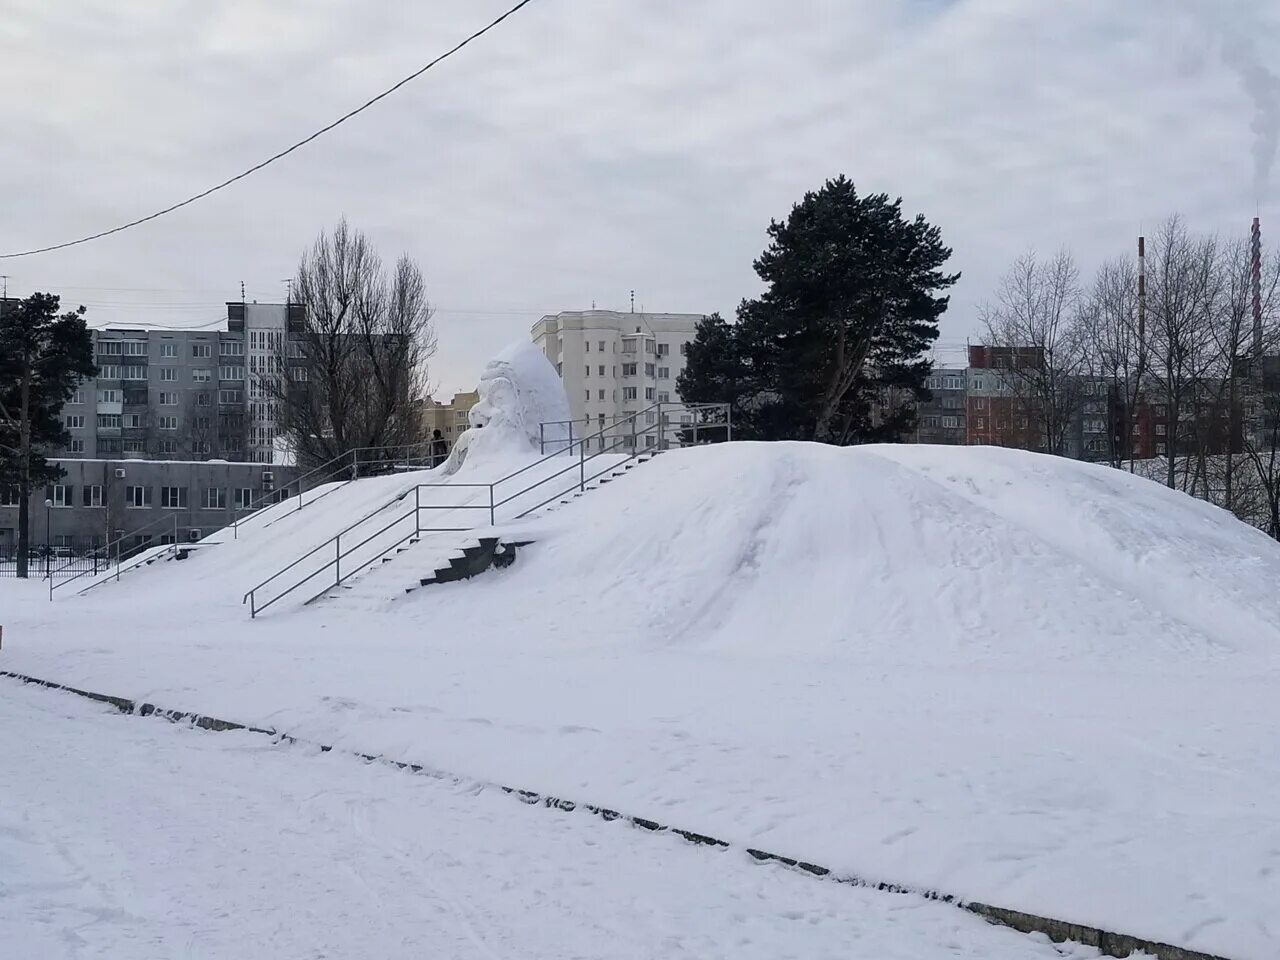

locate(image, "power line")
[[0, 0, 538, 260]]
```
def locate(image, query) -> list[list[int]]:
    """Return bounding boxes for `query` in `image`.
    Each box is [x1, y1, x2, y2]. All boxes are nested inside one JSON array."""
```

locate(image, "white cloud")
[[1, 0, 1277, 391]]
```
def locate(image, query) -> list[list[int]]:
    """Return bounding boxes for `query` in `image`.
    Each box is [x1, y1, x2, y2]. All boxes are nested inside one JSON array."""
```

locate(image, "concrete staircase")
[[314, 450, 665, 606]]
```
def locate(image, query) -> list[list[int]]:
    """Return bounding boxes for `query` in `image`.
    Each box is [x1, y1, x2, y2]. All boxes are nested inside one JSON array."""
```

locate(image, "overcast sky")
[[2, 0, 1278, 393]]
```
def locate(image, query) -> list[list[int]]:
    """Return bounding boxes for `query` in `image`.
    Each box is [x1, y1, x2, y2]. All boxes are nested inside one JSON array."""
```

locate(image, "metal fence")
[[1, 540, 113, 579]]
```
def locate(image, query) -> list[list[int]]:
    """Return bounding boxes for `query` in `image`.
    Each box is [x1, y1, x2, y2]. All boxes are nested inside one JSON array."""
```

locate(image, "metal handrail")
[[231, 440, 439, 540], [241, 403, 730, 617], [49, 512, 181, 599]]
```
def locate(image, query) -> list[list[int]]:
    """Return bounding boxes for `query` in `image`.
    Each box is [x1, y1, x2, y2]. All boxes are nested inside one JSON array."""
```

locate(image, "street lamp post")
[[44, 498, 53, 579]]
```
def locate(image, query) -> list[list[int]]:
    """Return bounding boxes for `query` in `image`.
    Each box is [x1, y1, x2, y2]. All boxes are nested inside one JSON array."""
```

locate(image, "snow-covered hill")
[[4, 440, 1278, 958]]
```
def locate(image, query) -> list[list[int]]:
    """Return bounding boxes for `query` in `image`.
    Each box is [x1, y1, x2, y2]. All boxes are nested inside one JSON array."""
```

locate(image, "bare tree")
[[1145, 216, 1222, 490], [980, 250, 1088, 455], [262, 219, 437, 469], [1079, 257, 1143, 468]]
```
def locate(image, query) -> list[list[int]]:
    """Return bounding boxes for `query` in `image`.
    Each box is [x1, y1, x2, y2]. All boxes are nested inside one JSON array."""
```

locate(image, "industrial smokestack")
[[1138, 235, 1146, 346], [1252, 217, 1263, 357]]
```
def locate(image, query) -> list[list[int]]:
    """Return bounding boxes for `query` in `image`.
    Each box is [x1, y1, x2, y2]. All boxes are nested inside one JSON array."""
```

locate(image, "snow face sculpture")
[[437, 341, 572, 475]]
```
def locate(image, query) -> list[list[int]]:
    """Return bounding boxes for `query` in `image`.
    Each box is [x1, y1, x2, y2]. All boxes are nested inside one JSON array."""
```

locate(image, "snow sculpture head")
[[437, 340, 571, 474]]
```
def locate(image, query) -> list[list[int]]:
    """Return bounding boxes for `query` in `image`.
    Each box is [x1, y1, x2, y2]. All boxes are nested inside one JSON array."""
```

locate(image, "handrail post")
[[335, 533, 341, 586], [539, 421, 545, 456], [579, 429, 586, 492], [631, 412, 637, 452], [489, 484, 496, 525], [352, 449, 360, 481], [415, 485, 421, 536]]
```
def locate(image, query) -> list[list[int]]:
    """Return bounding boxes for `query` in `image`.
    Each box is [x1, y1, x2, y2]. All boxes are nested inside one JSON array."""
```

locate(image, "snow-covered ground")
[[4, 440, 1278, 958], [0, 680, 1103, 960]]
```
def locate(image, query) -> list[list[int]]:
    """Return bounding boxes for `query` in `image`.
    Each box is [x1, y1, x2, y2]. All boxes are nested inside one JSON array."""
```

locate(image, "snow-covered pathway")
[[0, 681, 1103, 960]]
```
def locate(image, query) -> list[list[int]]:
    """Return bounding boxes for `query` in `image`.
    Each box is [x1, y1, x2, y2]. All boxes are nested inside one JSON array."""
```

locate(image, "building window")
[[680, 343, 689, 356], [1156, 442, 1167, 455], [97, 414, 122, 429], [942, 416, 959, 429], [203, 487, 226, 509], [585, 390, 591, 401], [192, 441, 211, 457], [99, 439, 121, 454], [585, 341, 590, 353], [584, 365, 591, 378], [121, 413, 140, 429], [156, 367, 176, 382], [196, 393, 210, 407], [70, 389, 85, 404], [68, 439, 85, 453], [160, 342, 177, 358], [125, 486, 151, 508], [158, 439, 177, 455], [598, 365, 605, 376], [976, 418, 985, 429], [623, 387, 638, 400], [598, 390, 605, 401], [191, 343, 212, 359], [99, 342, 123, 355], [225, 437, 242, 453], [657, 342, 669, 356], [974, 397, 986, 410], [123, 439, 146, 453], [156, 392, 177, 406], [623, 363, 637, 376], [599, 341, 606, 352], [235, 488, 254, 509], [99, 365, 121, 379], [47, 484, 72, 507], [658, 367, 669, 379], [193, 369, 212, 383], [645, 387, 655, 401], [161, 486, 187, 509], [158, 416, 178, 430], [658, 391, 670, 402], [1155, 423, 1167, 436], [645, 363, 655, 377], [291, 367, 308, 382], [220, 340, 244, 357], [79, 485, 102, 507], [622, 340, 637, 354], [65, 414, 85, 429], [121, 365, 146, 380], [97, 389, 121, 404], [219, 366, 244, 381], [218, 389, 243, 404]]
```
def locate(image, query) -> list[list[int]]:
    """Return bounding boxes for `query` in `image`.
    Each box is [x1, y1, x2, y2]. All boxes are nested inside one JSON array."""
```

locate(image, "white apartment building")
[[531, 310, 704, 446]]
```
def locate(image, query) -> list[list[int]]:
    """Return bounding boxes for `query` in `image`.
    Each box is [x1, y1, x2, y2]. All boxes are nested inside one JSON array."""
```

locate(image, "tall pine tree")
[[679, 176, 957, 443], [0, 293, 96, 578]]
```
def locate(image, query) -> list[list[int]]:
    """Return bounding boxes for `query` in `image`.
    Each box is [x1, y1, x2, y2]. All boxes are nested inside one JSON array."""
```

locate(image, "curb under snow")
[[0, 669, 1230, 960]]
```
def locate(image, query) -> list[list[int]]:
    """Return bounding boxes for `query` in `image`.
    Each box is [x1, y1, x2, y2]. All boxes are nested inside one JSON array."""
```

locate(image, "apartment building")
[[531, 310, 703, 447], [53, 302, 302, 466], [916, 367, 967, 443], [420, 391, 479, 443]]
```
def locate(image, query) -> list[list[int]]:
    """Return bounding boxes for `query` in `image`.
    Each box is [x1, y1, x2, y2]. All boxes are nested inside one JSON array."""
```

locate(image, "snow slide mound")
[[463, 441, 1280, 666]]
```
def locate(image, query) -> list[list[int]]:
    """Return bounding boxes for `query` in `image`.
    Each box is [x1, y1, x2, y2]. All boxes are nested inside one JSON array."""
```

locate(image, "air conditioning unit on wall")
[[114, 468, 126, 479]]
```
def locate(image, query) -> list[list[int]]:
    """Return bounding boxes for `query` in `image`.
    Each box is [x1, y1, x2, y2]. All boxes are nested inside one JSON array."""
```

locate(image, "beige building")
[[530, 310, 704, 447], [420, 390, 479, 444]]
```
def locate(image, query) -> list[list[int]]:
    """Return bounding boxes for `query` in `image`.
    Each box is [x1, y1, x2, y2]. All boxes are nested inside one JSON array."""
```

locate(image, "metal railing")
[[538, 402, 733, 455], [242, 403, 730, 617], [230, 440, 437, 539], [47, 512, 181, 599]]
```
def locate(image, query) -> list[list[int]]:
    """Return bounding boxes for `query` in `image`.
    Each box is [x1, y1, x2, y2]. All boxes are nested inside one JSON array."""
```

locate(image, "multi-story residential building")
[[916, 367, 967, 443], [48, 301, 302, 466], [531, 310, 704, 449], [420, 391, 479, 444]]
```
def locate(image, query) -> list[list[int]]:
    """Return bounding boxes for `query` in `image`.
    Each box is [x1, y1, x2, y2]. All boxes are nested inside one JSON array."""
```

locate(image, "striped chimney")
[[1253, 217, 1263, 357]]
